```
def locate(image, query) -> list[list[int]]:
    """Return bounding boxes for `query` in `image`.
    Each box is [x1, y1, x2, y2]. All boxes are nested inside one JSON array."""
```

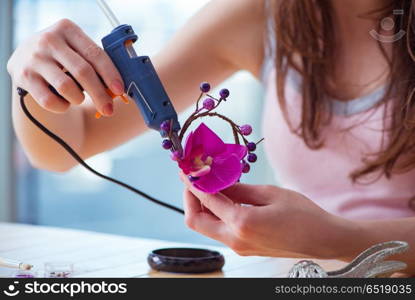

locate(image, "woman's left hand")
[[181, 173, 346, 259]]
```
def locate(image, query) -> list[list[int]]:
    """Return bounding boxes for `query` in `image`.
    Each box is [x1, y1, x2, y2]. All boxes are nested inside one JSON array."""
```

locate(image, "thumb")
[[221, 183, 272, 206], [181, 172, 238, 223]]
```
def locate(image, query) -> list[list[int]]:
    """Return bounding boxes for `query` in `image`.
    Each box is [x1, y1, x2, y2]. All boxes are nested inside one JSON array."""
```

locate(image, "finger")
[[184, 187, 201, 212], [200, 204, 216, 216], [26, 74, 70, 113], [183, 189, 230, 242], [179, 171, 270, 206], [36, 59, 85, 105], [182, 182, 217, 217], [183, 188, 218, 219], [52, 47, 114, 116], [181, 173, 239, 223], [63, 24, 124, 96], [221, 183, 272, 206]]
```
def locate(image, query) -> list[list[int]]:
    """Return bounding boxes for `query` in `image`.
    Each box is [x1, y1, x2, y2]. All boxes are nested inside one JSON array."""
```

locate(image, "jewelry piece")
[[163, 82, 264, 194], [288, 241, 409, 278]]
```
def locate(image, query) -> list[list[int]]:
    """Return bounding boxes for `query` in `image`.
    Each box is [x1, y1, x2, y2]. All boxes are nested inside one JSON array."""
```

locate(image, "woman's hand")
[[7, 18, 124, 115], [181, 173, 352, 259]]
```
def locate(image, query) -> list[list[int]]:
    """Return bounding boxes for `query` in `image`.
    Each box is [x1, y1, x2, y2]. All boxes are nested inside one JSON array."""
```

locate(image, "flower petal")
[[178, 159, 192, 174], [222, 144, 248, 160], [193, 154, 242, 194], [192, 123, 225, 157], [190, 165, 211, 177], [178, 144, 205, 174], [183, 131, 194, 158]]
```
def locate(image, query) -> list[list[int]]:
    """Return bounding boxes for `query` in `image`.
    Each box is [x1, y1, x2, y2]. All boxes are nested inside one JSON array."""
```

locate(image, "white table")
[[0, 222, 344, 277]]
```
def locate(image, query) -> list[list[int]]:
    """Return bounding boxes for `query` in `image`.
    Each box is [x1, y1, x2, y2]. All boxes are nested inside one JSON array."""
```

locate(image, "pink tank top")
[[261, 66, 415, 220]]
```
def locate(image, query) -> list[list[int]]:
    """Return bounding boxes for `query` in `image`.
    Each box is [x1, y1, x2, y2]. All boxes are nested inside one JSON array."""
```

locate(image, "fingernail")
[[103, 103, 114, 116], [111, 80, 124, 96]]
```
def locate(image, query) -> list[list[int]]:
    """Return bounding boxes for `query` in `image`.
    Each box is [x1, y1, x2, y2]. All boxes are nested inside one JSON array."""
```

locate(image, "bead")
[[242, 161, 250, 173], [200, 82, 211, 93], [219, 88, 230, 99], [15, 274, 35, 278], [247, 153, 257, 163], [160, 120, 171, 132], [240, 124, 252, 136], [246, 142, 256, 152], [203, 98, 215, 110], [189, 175, 200, 182], [159, 130, 168, 138], [162, 139, 173, 150]]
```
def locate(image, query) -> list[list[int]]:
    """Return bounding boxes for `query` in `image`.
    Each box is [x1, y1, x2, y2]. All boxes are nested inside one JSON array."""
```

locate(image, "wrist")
[[313, 214, 372, 261]]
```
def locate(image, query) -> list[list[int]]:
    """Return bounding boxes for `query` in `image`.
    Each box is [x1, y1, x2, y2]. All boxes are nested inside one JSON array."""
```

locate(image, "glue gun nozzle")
[[170, 132, 183, 155]]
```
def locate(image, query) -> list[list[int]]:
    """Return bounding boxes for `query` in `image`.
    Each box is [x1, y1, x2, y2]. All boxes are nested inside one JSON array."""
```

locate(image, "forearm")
[[12, 89, 85, 172], [324, 215, 415, 276], [9, 0, 262, 172]]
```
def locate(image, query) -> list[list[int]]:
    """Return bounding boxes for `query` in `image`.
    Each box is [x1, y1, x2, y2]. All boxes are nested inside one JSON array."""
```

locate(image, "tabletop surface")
[[0, 222, 345, 278]]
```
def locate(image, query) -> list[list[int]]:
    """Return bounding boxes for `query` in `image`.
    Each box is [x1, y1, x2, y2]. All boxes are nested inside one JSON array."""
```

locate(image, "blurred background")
[[0, 0, 275, 246]]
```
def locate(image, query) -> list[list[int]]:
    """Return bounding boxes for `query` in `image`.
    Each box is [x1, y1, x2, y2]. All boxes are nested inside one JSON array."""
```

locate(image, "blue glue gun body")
[[101, 25, 180, 134]]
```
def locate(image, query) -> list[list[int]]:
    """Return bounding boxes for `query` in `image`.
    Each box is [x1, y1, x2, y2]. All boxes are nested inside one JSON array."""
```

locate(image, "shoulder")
[[198, 0, 267, 78]]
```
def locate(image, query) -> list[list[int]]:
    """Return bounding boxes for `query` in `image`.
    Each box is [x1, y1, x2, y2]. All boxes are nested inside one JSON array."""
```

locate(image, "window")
[[0, 0, 13, 222], [13, 0, 274, 245]]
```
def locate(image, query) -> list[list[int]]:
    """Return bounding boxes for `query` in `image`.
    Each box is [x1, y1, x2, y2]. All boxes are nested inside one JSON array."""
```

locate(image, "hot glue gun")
[[47, 0, 182, 154], [97, 0, 182, 153]]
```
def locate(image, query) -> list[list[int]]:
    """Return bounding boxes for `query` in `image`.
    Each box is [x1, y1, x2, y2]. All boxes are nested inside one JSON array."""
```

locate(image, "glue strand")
[[17, 87, 184, 215]]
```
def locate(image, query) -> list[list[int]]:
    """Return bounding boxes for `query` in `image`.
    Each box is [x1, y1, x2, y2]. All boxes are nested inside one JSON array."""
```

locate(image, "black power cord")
[[17, 87, 184, 215]]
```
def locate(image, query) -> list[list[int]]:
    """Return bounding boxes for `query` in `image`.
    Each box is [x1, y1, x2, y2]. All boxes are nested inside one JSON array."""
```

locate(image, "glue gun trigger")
[[94, 90, 130, 119]]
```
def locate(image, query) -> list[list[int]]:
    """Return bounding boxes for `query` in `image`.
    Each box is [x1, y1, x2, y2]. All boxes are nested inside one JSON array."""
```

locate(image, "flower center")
[[190, 155, 213, 177]]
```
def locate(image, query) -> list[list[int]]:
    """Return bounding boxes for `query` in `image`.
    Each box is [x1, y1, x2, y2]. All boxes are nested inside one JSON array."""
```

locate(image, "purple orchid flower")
[[177, 123, 247, 194]]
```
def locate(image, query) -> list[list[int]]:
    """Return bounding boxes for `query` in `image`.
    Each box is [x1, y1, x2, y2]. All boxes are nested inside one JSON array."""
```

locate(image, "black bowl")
[[148, 248, 225, 274]]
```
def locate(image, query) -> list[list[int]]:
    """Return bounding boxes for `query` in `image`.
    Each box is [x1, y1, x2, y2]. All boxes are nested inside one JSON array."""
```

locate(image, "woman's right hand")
[[7, 18, 124, 116]]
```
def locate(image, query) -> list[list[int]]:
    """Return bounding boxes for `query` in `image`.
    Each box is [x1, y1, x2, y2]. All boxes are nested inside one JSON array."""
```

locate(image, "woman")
[[7, 0, 415, 276]]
